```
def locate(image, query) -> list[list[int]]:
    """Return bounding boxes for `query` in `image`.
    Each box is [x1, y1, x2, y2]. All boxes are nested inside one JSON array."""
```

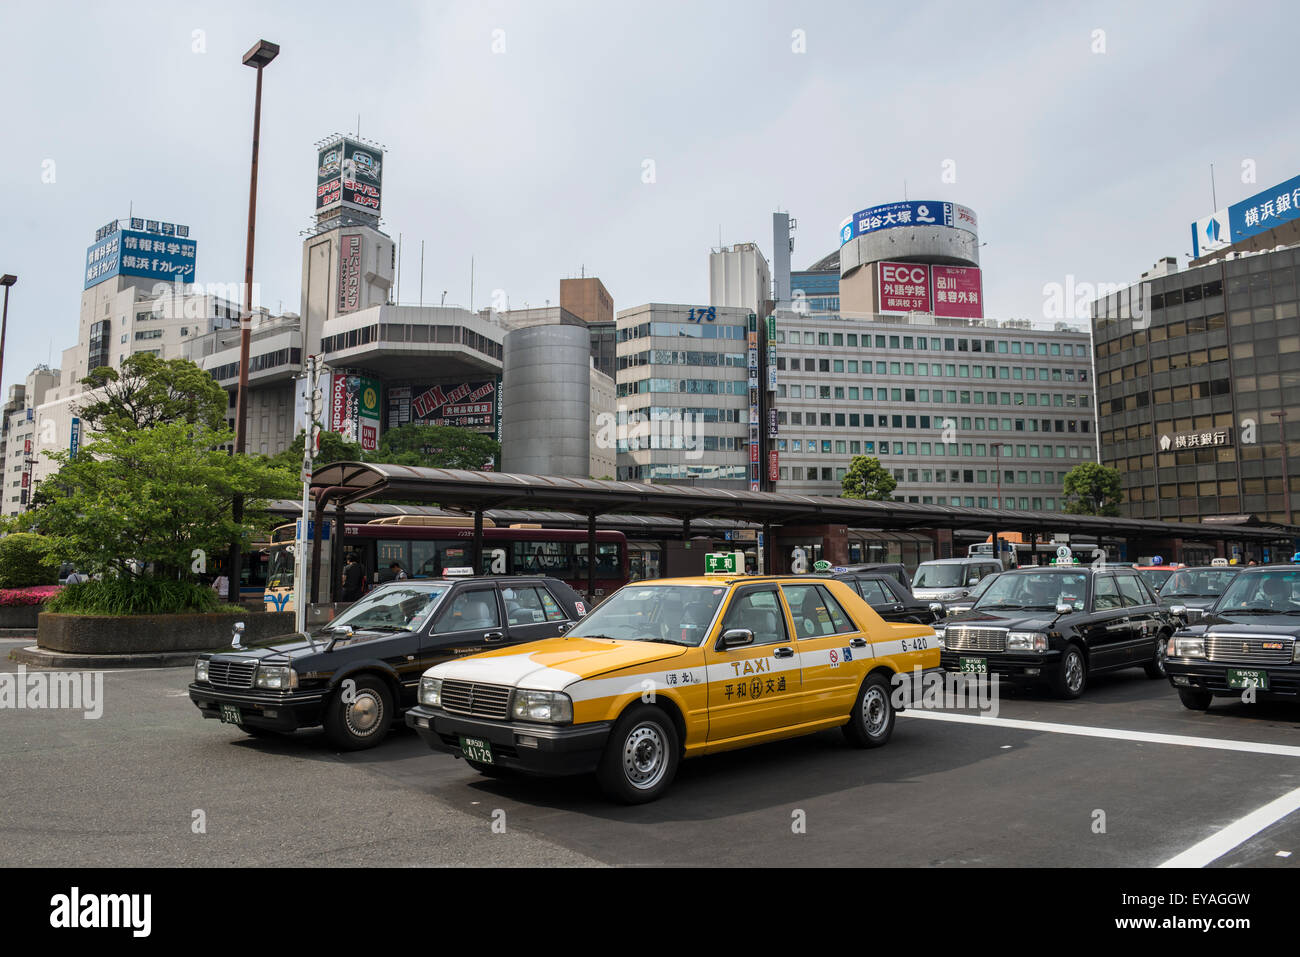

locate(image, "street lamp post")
[[229, 39, 279, 604], [992, 442, 1003, 566], [0, 274, 16, 411], [1272, 410, 1293, 527]]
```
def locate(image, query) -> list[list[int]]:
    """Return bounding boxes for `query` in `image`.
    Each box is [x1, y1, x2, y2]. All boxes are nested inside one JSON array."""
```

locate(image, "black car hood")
[[208, 628, 413, 664], [1161, 596, 1221, 610], [1197, 612, 1300, 637], [944, 610, 1062, 632]]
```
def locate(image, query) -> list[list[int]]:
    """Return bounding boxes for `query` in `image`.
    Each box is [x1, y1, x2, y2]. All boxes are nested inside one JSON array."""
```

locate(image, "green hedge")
[[45, 577, 235, 616], [0, 533, 61, 588]]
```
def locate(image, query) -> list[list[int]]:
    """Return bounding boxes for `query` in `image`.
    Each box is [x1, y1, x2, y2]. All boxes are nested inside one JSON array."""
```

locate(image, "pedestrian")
[[340, 554, 366, 602], [212, 573, 230, 600], [65, 567, 88, 585], [389, 562, 408, 580]]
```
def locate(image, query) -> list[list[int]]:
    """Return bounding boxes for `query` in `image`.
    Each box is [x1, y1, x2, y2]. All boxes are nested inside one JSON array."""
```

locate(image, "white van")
[[912, 557, 1004, 601]]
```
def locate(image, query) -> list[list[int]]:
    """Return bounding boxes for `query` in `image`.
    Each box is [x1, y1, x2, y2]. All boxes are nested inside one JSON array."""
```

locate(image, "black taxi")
[[937, 563, 1178, 698], [1166, 565, 1300, 710], [188, 575, 585, 750]]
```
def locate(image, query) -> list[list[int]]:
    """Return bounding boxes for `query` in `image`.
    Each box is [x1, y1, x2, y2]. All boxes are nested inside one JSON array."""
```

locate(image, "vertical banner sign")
[[330, 372, 349, 436], [768, 450, 779, 482], [69, 417, 81, 460], [357, 377, 381, 451], [494, 374, 504, 444], [338, 235, 362, 314]]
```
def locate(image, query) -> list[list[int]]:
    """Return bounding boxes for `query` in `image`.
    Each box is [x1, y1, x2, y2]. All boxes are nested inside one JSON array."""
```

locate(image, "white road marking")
[[1277, 851, 1292, 858], [900, 710, 1300, 758], [1159, 786, 1300, 868]]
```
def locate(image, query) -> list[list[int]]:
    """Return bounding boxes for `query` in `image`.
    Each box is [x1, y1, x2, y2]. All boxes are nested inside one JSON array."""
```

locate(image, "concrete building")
[[709, 243, 771, 313]]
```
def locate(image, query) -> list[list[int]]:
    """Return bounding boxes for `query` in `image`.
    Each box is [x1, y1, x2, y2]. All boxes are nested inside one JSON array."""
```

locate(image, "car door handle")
[[483, 631, 505, 642], [774, 647, 795, 659], [850, 638, 868, 648]]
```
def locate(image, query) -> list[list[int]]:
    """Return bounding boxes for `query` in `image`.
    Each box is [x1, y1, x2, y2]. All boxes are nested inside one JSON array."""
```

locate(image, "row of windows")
[[1099, 349, 1230, 385], [775, 330, 1089, 357], [782, 438, 1092, 460], [617, 463, 748, 480], [1105, 378, 1231, 413], [320, 324, 503, 360], [619, 435, 742, 452], [779, 356, 1090, 382], [617, 407, 743, 424], [781, 384, 1091, 409], [617, 322, 748, 341], [210, 348, 303, 382], [617, 378, 749, 397], [782, 412, 1091, 434], [619, 350, 747, 370]]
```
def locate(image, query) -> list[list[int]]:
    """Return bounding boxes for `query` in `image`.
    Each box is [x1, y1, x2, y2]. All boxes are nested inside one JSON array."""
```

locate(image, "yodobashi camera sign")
[[316, 137, 383, 215]]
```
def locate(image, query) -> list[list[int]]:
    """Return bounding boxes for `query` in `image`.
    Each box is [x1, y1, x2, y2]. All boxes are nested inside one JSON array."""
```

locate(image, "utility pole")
[[1273, 410, 1293, 527], [295, 354, 323, 635]]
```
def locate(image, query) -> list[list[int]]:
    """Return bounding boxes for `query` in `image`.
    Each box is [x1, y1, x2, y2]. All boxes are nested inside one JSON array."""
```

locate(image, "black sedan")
[[1166, 565, 1300, 710], [817, 570, 945, 625], [188, 576, 584, 750], [938, 565, 1178, 698]]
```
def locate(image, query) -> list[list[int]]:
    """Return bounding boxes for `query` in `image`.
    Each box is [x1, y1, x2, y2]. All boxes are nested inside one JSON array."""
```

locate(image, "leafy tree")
[[0, 532, 60, 587], [266, 427, 364, 475], [369, 423, 500, 470], [76, 353, 228, 432], [32, 422, 295, 582], [841, 455, 898, 500], [1062, 462, 1123, 516]]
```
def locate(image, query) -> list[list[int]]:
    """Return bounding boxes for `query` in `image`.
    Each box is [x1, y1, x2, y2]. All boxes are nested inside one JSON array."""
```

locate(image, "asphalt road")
[[4, 636, 1300, 868]]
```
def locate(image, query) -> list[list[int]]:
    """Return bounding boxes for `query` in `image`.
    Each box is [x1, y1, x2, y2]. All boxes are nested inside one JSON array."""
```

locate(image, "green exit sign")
[[705, 551, 743, 574]]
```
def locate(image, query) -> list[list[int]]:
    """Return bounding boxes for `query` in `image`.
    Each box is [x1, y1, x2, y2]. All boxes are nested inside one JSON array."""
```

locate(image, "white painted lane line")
[[900, 710, 1300, 758], [1159, 786, 1300, 868]]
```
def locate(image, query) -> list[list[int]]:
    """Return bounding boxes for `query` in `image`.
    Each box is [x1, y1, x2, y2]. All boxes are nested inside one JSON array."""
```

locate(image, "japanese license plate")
[[1227, 668, 1269, 690], [959, 657, 987, 674], [460, 735, 494, 764], [219, 703, 241, 724]]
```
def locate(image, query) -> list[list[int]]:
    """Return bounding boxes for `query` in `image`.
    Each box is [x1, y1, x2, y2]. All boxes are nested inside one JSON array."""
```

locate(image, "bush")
[[0, 533, 61, 588], [45, 577, 235, 616], [0, 585, 61, 606]]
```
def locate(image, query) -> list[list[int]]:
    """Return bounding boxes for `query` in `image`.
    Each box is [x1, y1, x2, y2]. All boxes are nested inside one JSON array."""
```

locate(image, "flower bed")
[[0, 585, 61, 628]]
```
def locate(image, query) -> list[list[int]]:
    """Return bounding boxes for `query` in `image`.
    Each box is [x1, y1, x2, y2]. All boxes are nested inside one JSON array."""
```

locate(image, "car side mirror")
[[720, 628, 754, 649], [1170, 605, 1187, 620], [1055, 603, 1072, 616], [556, 622, 570, 634], [928, 602, 946, 618], [968, 577, 980, 585], [232, 620, 245, 648]]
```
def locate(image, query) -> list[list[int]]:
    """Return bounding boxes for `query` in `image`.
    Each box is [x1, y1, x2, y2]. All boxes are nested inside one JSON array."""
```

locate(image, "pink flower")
[[0, 585, 62, 606]]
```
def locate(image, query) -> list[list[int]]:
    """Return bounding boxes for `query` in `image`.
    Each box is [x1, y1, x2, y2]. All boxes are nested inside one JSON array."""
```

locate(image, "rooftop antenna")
[[903, 179, 908, 201], [357, 114, 361, 137], [1210, 162, 1218, 209], [470, 256, 474, 313]]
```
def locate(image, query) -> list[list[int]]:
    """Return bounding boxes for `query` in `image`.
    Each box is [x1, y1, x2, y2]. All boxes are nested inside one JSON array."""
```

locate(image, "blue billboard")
[[84, 228, 197, 289], [1191, 173, 1300, 258], [839, 201, 977, 246]]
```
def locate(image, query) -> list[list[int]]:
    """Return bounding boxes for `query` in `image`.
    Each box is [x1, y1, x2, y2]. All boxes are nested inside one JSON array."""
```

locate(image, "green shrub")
[[45, 577, 236, 616], [0, 533, 61, 588]]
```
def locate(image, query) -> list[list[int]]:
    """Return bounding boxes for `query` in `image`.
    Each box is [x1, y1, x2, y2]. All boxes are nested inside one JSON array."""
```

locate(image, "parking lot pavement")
[[3, 643, 1299, 868]]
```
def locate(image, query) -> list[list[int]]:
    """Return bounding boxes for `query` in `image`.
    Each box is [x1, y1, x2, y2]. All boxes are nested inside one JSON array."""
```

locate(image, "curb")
[[9, 646, 201, 669]]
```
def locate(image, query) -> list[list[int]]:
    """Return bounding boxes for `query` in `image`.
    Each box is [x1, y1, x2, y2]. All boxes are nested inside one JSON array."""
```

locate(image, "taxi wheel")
[[597, 706, 680, 804], [1177, 688, 1214, 711], [1143, 635, 1169, 679], [1052, 645, 1088, 699], [843, 672, 895, 749], [324, 675, 393, 751]]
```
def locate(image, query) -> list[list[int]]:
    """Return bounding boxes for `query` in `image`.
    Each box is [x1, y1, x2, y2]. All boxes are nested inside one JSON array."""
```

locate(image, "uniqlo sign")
[[932, 265, 983, 319], [877, 261, 932, 314]]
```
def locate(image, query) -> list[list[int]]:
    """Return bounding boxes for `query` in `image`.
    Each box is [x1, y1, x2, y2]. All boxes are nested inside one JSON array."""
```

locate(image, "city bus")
[[262, 516, 629, 612]]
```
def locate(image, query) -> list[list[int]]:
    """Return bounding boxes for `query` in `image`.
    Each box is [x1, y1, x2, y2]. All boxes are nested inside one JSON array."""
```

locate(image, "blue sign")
[[69, 417, 81, 460], [839, 201, 977, 246], [1227, 173, 1300, 247], [84, 228, 197, 290]]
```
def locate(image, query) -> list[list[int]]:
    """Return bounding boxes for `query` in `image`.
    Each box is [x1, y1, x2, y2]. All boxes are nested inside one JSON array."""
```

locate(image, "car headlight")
[[195, 659, 209, 682], [933, 625, 946, 648], [1173, 636, 1206, 659], [511, 690, 573, 724], [419, 676, 442, 707], [254, 665, 297, 690], [1006, 631, 1048, 652]]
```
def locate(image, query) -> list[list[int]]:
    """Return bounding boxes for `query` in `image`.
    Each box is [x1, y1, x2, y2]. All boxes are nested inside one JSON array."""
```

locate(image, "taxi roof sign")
[[705, 551, 744, 575], [442, 567, 475, 577], [1211, 557, 1229, 567]]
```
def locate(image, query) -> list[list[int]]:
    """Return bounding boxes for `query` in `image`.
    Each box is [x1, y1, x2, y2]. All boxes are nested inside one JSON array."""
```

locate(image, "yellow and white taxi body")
[[405, 575, 939, 802]]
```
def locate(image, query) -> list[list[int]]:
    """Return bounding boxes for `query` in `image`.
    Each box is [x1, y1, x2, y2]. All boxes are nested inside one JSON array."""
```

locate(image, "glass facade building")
[[1092, 246, 1300, 524]]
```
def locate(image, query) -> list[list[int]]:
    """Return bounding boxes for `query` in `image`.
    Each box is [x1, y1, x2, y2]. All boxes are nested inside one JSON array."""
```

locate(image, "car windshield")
[[913, 564, 968, 588], [1136, 568, 1176, 590], [1159, 568, 1238, 598], [329, 583, 452, 632], [974, 572, 1088, 611], [967, 574, 1000, 599], [1215, 571, 1300, 614], [565, 584, 728, 646]]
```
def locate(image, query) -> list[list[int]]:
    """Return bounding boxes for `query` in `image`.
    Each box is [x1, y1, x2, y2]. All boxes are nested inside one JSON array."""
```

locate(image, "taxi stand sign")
[[705, 551, 745, 575]]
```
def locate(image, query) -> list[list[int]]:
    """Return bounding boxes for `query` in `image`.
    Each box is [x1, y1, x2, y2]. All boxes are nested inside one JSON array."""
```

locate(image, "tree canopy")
[[840, 455, 898, 500], [1062, 462, 1124, 516], [76, 353, 228, 433]]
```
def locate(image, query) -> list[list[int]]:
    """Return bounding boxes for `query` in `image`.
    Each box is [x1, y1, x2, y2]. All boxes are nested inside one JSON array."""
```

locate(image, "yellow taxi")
[[405, 572, 940, 802]]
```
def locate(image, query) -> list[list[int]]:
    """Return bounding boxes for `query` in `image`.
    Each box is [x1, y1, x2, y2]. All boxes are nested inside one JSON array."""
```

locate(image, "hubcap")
[[1154, 642, 1167, 675], [863, 686, 889, 736], [1065, 652, 1084, 692], [347, 691, 382, 735], [622, 723, 667, 790]]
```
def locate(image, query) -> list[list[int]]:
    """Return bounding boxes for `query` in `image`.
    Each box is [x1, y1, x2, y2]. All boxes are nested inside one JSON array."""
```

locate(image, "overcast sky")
[[1, 0, 1295, 398]]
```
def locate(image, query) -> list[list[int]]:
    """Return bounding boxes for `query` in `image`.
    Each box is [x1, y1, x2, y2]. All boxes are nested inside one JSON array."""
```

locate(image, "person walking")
[[212, 573, 230, 601], [340, 554, 367, 602], [389, 562, 408, 581]]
